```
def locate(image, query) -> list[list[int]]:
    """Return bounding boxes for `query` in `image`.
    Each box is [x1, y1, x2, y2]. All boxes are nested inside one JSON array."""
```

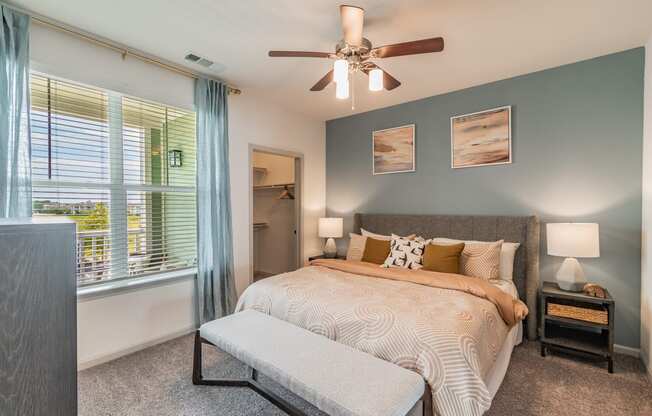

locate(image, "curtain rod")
[[3, 2, 241, 95]]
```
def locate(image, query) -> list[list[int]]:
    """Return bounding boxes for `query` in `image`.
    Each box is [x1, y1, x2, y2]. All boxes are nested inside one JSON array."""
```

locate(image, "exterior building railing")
[[76, 228, 146, 285]]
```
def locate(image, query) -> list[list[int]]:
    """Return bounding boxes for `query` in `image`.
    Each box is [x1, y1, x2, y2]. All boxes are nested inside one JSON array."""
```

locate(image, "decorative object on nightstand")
[[540, 281, 614, 373], [318, 217, 343, 258], [546, 223, 600, 291], [583, 283, 607, 299]]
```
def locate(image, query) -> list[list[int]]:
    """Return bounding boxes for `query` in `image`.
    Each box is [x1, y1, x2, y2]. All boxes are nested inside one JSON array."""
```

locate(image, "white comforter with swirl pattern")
[[235, 265, 513, 416]]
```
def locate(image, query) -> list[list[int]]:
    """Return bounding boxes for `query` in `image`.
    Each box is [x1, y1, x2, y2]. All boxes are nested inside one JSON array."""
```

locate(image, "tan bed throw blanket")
[[236, 261, 527, 416], [311, 259, 528, 326]]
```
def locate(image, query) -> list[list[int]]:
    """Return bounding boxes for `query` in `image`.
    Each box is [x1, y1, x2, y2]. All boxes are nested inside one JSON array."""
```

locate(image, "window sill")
[[77, 268, 197, 301]]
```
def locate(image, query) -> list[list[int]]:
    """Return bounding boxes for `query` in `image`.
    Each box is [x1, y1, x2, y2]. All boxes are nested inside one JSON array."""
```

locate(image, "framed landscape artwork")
[[450, 106, 512, 169], [372, 124, 415, 175]]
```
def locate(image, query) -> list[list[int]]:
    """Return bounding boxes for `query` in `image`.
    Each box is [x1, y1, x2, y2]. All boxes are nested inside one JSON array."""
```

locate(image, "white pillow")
[[432, 237, 520, 280], [346, 231, 417, 262], [382, 234, 430, 270], [346, 233, 367, 261], [361, 228, 416, 241]]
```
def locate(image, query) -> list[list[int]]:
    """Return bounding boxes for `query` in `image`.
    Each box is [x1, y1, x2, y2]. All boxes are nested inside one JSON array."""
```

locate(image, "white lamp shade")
[[369, 68, 383, 91], [319, 218, 343, 238], [546, 223, 600, 258], [336, 77, 349, 99], [333, 59, 349, 84]]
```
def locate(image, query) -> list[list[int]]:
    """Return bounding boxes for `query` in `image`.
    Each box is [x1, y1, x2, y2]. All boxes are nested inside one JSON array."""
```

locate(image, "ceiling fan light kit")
[[333, 59, 349, 84], [336, 77, 349, 99], [268, 5, 444, 105], [369, 68, 383, 92]]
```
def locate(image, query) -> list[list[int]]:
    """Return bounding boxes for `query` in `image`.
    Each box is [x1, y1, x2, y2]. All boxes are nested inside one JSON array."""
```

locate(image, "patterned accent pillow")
[[382, 234, 431, 270], [432, 237, 520, 280], [346, 233, 367, 261], [460, 240, 503, 280]]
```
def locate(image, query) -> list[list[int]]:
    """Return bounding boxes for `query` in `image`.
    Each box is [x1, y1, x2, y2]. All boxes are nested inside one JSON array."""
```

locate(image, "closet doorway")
[[249, 146, 302, 283]]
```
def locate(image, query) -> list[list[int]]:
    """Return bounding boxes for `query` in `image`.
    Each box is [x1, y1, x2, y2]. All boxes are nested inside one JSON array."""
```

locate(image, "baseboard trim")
[[614, 343, 641, 358], [78, 326, 196, 371]]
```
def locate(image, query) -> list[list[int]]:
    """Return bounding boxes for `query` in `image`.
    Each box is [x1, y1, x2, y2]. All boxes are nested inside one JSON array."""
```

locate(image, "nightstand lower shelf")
[[541, 323, 609, 357]]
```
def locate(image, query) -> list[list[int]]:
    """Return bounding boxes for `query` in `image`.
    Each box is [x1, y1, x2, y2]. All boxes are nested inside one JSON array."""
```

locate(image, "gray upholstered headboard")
[[353, 213, 540, 340]]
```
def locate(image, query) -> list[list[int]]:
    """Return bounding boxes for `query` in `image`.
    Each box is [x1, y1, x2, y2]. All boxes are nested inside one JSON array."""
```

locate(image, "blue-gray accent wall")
[[326, 48, 644, 348]]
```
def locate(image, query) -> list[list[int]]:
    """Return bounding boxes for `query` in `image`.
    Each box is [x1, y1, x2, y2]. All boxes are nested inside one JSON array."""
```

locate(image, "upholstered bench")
[[193, 309, 428, 416]]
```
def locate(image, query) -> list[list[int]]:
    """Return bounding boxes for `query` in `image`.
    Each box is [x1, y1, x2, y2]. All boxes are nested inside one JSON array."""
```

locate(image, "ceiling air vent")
[[185, 53, 214, 68], [196, 58, 214, 68]]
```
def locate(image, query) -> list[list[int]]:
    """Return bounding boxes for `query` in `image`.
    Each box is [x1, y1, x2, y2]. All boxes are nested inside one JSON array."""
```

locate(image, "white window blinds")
[[31, 74, 197, 286]]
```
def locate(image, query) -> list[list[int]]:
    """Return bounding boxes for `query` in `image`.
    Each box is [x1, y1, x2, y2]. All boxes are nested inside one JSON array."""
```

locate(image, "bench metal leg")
[[422, 383, 433, 416], [192, 331, 307, 416]]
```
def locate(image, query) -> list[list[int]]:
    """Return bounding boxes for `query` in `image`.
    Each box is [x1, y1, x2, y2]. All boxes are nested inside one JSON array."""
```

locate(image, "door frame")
[[248, 144, 304, 286]]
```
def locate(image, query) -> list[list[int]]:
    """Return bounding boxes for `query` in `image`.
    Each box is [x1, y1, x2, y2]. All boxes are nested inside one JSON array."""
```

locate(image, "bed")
[[236, 213, 540, 416]]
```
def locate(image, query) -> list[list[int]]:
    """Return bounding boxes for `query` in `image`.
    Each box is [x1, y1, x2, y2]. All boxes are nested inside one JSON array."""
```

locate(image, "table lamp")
[[546, 223, 600, 292], [319, 218, 343, 258]]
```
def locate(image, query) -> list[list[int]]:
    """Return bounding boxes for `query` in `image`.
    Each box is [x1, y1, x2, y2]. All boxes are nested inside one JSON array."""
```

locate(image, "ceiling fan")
[[268, 5, 444, 101]]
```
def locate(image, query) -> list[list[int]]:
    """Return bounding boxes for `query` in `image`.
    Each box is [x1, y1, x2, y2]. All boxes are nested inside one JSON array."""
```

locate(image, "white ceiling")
[[13, 0, 652, 121]]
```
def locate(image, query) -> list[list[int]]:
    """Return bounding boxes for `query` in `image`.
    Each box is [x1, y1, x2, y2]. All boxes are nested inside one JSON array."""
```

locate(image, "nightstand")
[[308, 254, 346, 261], [539, 281, 615, 372]]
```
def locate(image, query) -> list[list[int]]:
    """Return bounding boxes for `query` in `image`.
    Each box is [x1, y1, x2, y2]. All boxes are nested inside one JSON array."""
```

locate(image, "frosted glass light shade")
[[336, 78, 349, 99], [318, 218, 343, 238], [546, 223, 600, 258], [369, 68, 383, 91], [333, 59, 349, 84]]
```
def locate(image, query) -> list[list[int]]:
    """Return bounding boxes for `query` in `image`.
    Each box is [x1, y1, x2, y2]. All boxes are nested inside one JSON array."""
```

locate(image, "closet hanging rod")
[[253, 183, 295, 190], [2, 1, 241, 95]]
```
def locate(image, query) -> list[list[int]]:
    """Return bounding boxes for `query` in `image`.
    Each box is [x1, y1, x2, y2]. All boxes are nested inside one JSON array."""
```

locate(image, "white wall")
[[77, 276, 196, 369], [30, 23, 195, 110], [642, 38, 652, 376], [30, 22, 325, 367], [253, 151, 295, 186], [230, 97, 325, 295]]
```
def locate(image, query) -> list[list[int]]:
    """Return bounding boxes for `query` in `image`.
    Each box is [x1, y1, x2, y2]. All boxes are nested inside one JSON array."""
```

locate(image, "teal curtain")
[[195, 78, 236, 324], [0, 6, 31, 218]]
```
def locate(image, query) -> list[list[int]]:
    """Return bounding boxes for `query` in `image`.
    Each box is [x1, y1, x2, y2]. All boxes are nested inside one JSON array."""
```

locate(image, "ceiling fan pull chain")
[[351, 73, 356, 110]]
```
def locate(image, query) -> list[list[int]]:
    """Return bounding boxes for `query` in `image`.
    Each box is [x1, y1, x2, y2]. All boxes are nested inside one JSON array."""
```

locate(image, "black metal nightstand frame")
[[539, 281, 615, 373]]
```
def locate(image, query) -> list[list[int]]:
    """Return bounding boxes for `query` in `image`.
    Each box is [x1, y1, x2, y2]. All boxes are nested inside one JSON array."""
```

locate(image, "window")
[[30, 74, 197, 286]]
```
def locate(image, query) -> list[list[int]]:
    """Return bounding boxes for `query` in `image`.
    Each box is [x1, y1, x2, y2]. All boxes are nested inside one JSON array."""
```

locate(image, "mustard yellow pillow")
[[422, 243, 465, 273], [361, 237, 391, 265]]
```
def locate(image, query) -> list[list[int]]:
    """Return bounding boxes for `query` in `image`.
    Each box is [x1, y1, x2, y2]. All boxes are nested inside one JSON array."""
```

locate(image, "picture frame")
[[372, 124, 416, 175], [450, 106, 512, 169]]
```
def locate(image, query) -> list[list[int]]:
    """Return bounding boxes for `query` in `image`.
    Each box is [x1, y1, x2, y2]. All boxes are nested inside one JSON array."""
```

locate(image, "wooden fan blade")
[[340, 5, 364, 46], [310, 70, 334, 91], [268, 51, 332, 58], [372, 37, 444, 58], [362, 63, 401, 90]]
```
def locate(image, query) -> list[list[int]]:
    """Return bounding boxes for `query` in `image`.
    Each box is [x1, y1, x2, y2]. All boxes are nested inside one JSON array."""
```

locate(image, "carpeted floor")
[[79, 334, 652, 416]]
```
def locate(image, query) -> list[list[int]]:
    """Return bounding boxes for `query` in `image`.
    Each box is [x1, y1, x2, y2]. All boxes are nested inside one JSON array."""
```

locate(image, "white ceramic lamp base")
[[556, 257, 587, 292], [323, 238, 337, 258]]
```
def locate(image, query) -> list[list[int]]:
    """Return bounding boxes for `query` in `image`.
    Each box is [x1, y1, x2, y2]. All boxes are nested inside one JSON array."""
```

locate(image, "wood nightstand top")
[[541, 281, 613, 304], [308, 254, 346, 261]]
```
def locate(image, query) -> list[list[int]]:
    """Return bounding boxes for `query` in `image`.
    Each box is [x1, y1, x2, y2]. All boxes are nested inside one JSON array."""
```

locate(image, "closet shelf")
[[253, 222, 269, 230]]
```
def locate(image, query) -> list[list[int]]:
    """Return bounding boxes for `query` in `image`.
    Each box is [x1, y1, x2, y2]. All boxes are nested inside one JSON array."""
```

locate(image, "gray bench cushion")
[[200, 310, 425, 416]]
